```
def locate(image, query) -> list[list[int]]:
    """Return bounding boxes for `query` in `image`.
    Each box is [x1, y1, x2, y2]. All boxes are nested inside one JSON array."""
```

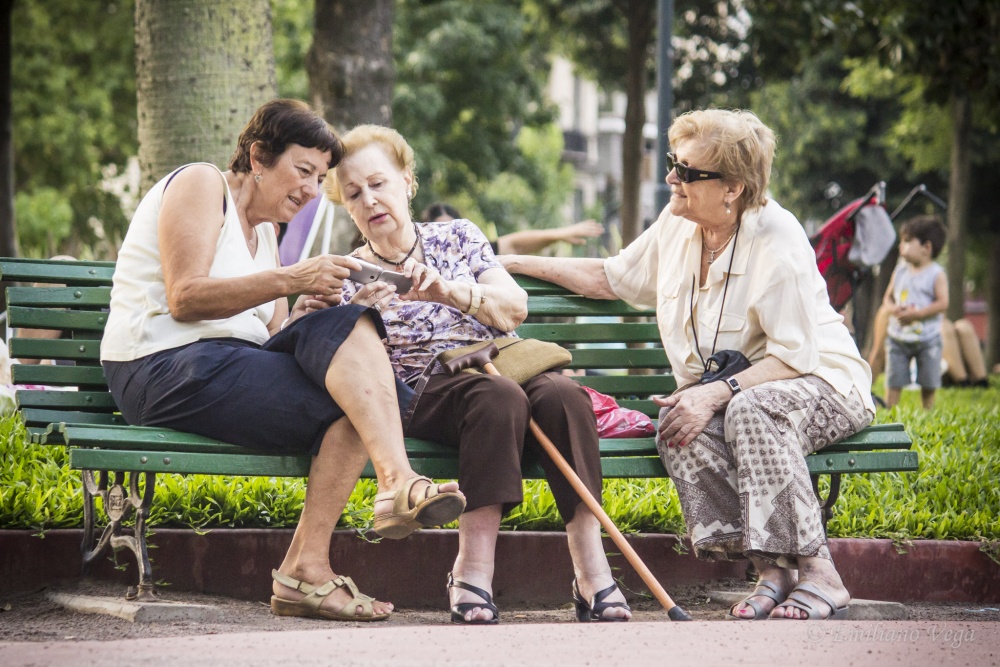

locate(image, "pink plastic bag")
[[582, 386, 656, 438]]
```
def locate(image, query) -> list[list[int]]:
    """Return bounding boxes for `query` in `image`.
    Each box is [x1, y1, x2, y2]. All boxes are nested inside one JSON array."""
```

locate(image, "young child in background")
[[881, 215, 949, 409]]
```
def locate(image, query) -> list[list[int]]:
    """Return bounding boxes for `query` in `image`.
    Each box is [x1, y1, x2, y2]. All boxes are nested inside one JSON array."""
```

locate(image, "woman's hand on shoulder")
[[653, 382, 731, 447]]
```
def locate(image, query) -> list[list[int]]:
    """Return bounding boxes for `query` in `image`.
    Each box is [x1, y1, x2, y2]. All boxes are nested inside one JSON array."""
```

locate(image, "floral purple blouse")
[[340, 219, 516, 384]]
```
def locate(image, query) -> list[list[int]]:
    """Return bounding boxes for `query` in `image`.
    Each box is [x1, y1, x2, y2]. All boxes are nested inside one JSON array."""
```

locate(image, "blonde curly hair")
[[323, 124, 419, 205], [667, 109, 776, 214]]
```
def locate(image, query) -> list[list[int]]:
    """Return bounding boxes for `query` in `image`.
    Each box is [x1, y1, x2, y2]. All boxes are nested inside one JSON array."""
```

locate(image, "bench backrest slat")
[[7, 306, 110, 331], [9, 338, 103, 361], [11, 365, 108, 387], [6, 286, 112, 308], [0, 258, 115, 285]]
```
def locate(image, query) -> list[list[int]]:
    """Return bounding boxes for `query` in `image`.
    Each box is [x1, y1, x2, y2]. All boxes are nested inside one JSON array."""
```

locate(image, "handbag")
[[698, 349, 752, 385], [436, 337, 572, 385]]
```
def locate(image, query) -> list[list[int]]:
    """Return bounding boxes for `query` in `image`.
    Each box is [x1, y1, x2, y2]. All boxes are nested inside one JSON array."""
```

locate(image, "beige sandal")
[[373, 475, 466, 539], [270, 569, 389, 622]]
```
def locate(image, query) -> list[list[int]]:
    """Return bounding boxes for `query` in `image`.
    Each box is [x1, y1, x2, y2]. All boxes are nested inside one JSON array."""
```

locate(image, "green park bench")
[[2, 256, 917, 598]]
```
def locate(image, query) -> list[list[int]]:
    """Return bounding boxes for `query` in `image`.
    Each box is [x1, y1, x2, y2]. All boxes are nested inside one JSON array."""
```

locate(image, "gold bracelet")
[[466, 284, 483, 316]]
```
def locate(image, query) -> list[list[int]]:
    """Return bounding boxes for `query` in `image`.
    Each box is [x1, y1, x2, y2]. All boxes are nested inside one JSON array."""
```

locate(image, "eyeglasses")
[[666, 152, 723, 183]]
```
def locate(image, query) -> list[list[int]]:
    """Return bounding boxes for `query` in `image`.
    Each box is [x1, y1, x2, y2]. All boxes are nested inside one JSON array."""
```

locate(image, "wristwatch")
[[725, 376, 742, 395]]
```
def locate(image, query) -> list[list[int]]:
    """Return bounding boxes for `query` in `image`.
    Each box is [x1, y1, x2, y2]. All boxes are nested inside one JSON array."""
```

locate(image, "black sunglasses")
[[666, 152, 723, 183]]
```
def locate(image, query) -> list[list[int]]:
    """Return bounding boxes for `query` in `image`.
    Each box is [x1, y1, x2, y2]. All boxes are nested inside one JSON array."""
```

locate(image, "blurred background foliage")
[[9, 0, 1000, 289]]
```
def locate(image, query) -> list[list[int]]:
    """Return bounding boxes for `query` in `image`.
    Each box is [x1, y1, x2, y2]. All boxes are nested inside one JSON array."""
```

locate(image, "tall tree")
[[12, 0, 137, 256], [135, 0, 277, 193], [528, 0, 654, 246], [0, 0, 14, 261], [393, 0, 556, 233], [528, 0, 752, 245], [308, 0, 394, 131], [860, 1, 1000, 322]]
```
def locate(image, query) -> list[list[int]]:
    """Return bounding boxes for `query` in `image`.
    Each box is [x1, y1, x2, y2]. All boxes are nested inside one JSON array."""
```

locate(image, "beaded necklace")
[[368, 224, 421, 268]]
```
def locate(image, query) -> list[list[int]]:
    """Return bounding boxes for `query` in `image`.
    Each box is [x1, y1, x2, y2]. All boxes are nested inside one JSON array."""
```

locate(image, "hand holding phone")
[[346, 258, 414, 293]]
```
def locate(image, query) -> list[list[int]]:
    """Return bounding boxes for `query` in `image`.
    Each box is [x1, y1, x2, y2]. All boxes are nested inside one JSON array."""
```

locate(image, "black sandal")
[[572, 578, 631, 622], [448, 572, 499, 625]]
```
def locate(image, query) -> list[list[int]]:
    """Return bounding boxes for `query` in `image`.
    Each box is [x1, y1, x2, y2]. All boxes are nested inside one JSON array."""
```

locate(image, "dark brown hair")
[[229, 99, 343, 173], [900, 214, 947, 258], [421, 202, 461, 221]]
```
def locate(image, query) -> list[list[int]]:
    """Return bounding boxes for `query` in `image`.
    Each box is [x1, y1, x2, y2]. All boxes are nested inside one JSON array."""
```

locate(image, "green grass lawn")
[[1, 378, 997, 543]]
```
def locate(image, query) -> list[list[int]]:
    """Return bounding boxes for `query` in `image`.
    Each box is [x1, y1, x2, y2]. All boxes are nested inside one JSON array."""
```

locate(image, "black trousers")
[[406, 371, 602, 521]]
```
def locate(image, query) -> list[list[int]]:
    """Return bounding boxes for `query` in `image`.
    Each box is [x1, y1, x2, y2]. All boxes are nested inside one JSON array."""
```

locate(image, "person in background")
[[421, 202, 603, 255], [99, 99, 464, 623], [879, 215, 949, 409], [326, 125, 631, 625], [503, 109, 875, 621], [868, 306, 989, 389]]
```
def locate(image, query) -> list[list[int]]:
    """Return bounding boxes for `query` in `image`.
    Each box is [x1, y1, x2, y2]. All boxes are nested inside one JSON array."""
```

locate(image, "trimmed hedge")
[[1, 379, 997, 541]]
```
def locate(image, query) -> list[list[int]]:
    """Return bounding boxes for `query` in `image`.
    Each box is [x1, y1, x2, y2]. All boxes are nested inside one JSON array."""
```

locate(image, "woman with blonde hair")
[[504, 109, 875, 621], [325, 124, 631, 624]]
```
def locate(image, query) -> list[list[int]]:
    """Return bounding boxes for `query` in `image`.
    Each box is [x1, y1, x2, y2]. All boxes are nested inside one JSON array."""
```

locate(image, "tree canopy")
[[11, 0, 136, 257]]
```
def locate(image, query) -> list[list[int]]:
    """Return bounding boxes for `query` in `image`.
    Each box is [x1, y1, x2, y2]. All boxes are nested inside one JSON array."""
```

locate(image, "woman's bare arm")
[[498, 254, 616, 300]]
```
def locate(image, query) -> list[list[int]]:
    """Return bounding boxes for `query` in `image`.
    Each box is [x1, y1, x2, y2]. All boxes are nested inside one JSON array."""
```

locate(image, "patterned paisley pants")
[[657, 375, 871, 568]]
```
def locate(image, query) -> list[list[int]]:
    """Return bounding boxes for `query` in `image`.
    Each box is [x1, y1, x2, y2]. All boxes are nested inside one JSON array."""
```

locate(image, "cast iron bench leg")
[[811, 472, 842, 536], [80, 469, 157, 600]]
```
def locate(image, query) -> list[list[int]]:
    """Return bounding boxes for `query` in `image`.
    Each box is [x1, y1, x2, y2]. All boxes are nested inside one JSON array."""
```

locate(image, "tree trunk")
[[988, 235, 1000, 372], [619, 0, 654, 246], [135, 0, 277, 194], [945, 89, 971, 322], [308, 0, 394, 133], [0, 0, 16, 263]]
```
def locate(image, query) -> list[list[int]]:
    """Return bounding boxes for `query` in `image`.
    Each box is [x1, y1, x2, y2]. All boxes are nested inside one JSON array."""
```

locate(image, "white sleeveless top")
[[101, 163, 280, 362]]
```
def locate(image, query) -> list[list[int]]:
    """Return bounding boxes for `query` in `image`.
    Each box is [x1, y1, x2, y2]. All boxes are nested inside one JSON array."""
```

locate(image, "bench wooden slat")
[[10, 338, 103, 361], [0, 258, 115, 285], [517, 322, 661, 343], [567, 348, 668, 369], [523, 296, 652, 317], [67, 445, 918, 479], [11, 364, 108, 387], [7, 306, 110, 331], [70, 448, 314, 477], [16, 390, 118, 410], [6, 286, 111, 308], [573, 374, 677, 395], [21, 409, 125, 430], [515, 276, 576, 295]]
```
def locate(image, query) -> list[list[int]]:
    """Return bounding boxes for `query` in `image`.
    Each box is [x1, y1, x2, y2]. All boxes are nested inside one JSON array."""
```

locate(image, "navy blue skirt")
[[103, 305, 414, 455]]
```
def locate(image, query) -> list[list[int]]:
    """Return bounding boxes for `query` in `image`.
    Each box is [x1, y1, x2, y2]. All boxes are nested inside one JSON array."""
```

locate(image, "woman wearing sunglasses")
[[501, 108, 875, 621]]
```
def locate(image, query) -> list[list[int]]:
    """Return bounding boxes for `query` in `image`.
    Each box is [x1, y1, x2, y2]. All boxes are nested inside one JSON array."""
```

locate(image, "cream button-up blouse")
[[604, 199, 875, 415]]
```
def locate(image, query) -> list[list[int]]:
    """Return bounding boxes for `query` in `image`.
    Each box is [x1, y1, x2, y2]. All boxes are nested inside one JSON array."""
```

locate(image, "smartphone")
[[346, 258, 414, 293]]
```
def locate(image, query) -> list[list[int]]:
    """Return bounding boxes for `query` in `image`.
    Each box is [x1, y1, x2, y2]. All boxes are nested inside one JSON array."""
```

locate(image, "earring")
[[254, 173, 261, 184], [725, 200, 731, 214], [406, 187, 413, 200]]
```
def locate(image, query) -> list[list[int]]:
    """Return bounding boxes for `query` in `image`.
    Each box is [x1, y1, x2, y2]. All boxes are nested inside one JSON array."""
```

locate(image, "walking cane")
[[440, 342, 692, 621]]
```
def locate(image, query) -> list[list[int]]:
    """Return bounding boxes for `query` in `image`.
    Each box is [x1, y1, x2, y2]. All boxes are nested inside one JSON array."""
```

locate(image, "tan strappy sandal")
[[270, 570, 390, 621], [372, 475, 466, 539]]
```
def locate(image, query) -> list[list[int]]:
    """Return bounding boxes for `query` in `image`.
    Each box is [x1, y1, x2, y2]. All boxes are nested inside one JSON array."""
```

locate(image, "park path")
[[1, 620, 995, 666]]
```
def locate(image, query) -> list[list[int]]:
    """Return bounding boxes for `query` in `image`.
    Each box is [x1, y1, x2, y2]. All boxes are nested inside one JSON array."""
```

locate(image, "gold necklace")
[[703, 226, 738, 264]]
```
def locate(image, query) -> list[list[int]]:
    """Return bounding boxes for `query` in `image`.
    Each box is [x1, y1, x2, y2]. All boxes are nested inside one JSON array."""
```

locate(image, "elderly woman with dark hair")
[[100, 100, 464, 623], [503, 109, 875, 621]]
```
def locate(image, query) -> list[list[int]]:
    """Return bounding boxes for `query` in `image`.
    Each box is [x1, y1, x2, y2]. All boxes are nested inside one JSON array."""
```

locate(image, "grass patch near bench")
[[2, 377, 997, 541]]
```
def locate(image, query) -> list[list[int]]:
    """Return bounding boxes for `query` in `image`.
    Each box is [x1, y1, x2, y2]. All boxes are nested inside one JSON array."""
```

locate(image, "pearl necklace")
[[703, 225, 739, 264]]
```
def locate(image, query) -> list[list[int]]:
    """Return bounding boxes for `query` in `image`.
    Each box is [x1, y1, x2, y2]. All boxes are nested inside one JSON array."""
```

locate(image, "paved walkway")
[[2, 620, 995, 666]]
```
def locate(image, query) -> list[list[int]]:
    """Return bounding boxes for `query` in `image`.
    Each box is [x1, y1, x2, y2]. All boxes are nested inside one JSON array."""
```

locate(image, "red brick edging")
[[1, 529, 997, 606]]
